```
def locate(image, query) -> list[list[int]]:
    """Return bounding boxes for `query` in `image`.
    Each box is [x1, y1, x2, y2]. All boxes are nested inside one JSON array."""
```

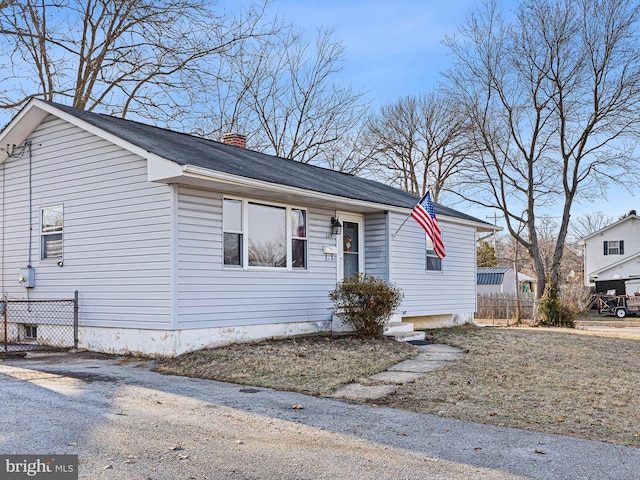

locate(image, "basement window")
[[24, 325, 37, 340]]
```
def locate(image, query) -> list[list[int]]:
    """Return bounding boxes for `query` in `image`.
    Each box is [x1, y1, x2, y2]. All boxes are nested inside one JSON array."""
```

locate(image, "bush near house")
[[329, 273, 403, 339]]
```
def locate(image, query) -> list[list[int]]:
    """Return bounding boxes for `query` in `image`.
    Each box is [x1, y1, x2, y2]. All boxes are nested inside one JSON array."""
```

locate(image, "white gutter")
[[181, 164, 495, 231]]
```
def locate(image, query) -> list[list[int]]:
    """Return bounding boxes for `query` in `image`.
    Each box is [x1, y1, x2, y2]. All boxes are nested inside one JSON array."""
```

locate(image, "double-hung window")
[[426, 235, 442, 271], [291, 209, 307, 269], [41, 205, 63, 259], [223, 199, 243, 266], [223, 198, 307, 269], [604, 240, 624, 255]]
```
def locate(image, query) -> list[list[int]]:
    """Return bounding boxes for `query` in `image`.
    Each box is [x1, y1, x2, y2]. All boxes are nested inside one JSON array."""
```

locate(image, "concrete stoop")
[[383, 320, 426, 342], [329, 343, 464, 402]]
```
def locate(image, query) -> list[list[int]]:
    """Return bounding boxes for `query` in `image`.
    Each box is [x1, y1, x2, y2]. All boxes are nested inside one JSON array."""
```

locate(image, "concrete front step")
[[385, 330, 426, 342], [383, 321, 415, 335]]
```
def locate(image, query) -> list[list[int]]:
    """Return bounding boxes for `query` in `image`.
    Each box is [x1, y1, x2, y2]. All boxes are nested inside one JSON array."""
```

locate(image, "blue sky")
[[269, 0, 637, 223], [270, 0, 479, 106]]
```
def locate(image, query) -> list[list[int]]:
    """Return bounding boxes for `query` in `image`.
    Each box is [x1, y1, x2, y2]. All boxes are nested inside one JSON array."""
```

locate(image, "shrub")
[[538, 281, 575, 328], [329, 273, 403, 339]]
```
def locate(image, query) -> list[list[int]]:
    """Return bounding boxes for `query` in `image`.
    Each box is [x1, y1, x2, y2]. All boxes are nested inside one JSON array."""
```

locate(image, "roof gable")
[[2, 99, 492, 226], [588, 252, 640, 277], [580, 214, 640, 242]]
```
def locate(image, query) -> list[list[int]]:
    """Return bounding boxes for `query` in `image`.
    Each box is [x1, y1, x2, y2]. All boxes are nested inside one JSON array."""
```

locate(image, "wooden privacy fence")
[[476, 293, 537, 324]]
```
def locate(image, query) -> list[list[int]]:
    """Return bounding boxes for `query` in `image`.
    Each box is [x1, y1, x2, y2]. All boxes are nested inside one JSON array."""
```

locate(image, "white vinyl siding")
[[389, 211, 477, 316], [583, 217, 640, 283], [0, 115, 173, 329], [175, 187, 337, 328]]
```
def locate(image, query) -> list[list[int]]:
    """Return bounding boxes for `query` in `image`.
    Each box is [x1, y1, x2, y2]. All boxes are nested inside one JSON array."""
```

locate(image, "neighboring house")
[[0, 99, 494, 356], [580, 214, 640, 290], [477, 266, 535, 294]]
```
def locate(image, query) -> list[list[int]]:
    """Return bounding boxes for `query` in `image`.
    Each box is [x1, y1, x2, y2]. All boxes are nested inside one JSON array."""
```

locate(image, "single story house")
[[580, 213, 640, 289], [477, 266, 535, 294], [0, 99, 493, 356]]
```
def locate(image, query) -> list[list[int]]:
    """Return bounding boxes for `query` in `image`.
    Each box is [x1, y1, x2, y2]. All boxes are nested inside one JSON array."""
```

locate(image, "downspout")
[[27, 140, 33, 269], [27, 141, 33, 306], [1, 162, 5, 296]]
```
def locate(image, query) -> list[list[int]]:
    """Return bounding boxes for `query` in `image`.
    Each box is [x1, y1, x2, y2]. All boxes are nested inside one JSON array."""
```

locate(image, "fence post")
[[2, 301, 6, 352], [73, 290, 79, 349]]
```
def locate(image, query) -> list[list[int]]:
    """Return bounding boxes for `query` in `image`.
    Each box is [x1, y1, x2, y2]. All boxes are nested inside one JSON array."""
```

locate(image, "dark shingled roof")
[[46, 101, 488, 224]]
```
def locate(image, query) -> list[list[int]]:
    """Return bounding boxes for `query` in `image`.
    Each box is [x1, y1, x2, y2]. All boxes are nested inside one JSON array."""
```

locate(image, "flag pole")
[[391, 213, 412, 239], [391, 190, 429, 239]]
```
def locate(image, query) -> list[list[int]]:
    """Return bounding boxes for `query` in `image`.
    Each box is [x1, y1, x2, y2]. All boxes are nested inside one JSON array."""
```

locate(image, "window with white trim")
[[426, 235, 441, 271], [603, 240, 624, 255], [248, 202, 286, 267], [223, 198, 243, 266], [291, 209, 307, 269], [223, 198, 307, 270], [41, 205, 63, 259]]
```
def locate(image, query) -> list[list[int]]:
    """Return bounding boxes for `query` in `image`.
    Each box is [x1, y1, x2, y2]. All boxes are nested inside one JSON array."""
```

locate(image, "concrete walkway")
[[330, 343, 464, 400]]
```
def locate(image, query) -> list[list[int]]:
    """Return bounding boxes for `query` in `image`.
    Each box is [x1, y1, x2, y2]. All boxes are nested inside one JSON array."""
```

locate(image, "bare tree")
[[362, 93, 468, 200], [569, 211, 615, 241], [193, 27, 367, 168], [0, 0, 278, 124], [445, 0, 640, 297]]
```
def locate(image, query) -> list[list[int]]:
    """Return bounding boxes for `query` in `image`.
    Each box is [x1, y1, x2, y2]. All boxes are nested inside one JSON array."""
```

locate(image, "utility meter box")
[[19, 267, 35, 288]]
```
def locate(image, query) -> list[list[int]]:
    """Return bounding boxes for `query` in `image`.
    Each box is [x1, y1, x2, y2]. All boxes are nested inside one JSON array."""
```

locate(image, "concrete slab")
[[368, 371, 423, 384], [388, 358, 450, 372], [415, 352, 464, 361], [329, 383, 397, 400], [419, 344, 465, 354]]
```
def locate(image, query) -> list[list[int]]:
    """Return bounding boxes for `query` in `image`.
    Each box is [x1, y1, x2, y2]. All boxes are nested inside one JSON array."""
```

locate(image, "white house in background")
[[580, 213, 640, 287], [477, 266, 535, 294], [0, 99, 494, 357]]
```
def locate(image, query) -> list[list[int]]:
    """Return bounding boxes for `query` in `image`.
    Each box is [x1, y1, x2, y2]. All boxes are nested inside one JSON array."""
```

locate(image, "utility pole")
[[486, 213, 499, 252]]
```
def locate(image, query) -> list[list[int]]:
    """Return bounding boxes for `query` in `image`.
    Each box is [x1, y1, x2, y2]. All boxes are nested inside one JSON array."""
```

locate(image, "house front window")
[[223, 197, 307, 270], [291, 209, 307, 269], [426, 235, 441, 271], [41, 205, 63, 259], [223, 198, 243, 266], [604, 240, 624, 255], [248, 202, 286, 267]]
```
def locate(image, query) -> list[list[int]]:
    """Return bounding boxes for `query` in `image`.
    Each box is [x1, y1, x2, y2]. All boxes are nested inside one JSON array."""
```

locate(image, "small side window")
[[41, 205, 63, 259], [291, 209, 307, 269], [223, 199, 243, 266], [426, 235, 441, 271]]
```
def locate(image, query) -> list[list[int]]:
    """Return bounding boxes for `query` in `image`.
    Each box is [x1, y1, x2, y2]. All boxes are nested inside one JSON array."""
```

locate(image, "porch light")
[[331, 217, 342, 236]]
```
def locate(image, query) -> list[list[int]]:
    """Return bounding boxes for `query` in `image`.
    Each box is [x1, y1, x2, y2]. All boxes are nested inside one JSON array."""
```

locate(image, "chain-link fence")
[[2, 291, 78, 352]]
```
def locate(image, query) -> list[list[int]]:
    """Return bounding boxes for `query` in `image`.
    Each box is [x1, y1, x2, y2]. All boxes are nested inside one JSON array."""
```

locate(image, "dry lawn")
[[155, 327, 640, 448], [379, 326, 640, 448], [156, 335, 417, 395]]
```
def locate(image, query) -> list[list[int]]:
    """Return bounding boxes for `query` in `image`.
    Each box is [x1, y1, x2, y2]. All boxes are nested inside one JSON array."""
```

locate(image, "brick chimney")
[[222, 132, 247, 149]]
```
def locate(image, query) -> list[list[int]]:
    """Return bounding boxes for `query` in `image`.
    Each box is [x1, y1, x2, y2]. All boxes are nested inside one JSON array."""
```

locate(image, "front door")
[[337, 213, 364, 281]]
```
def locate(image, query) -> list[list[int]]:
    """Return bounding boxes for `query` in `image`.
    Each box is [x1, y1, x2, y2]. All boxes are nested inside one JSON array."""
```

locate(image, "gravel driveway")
[[1, 352, 639, 479]]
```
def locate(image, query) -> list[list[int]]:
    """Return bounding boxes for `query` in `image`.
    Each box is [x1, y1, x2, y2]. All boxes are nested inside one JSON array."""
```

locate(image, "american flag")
[[410, 192, 446, 259]]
